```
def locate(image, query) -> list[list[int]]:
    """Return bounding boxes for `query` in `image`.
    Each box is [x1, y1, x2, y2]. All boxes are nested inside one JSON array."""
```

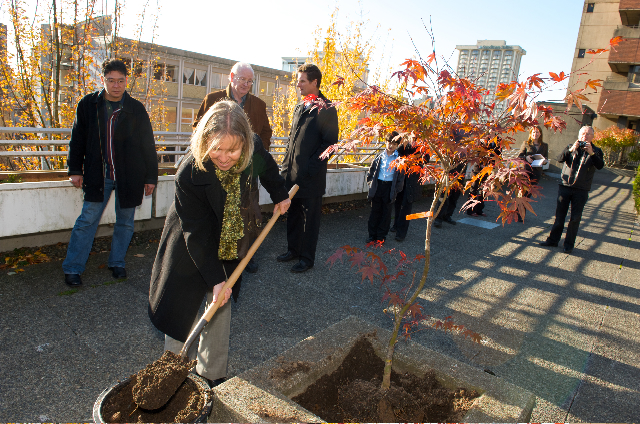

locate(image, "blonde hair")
[[190, 100, 254, 172], [526, 125, 544, 146]]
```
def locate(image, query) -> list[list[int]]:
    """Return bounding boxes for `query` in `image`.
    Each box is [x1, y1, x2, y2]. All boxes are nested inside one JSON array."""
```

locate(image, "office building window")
[[154, 63, 177, 82], [629, 65, 640, 86], [578, 49, 586, 58], [587, 3, 594, 12], [211, 73, 223, 89], [183, 68, 207, 86]]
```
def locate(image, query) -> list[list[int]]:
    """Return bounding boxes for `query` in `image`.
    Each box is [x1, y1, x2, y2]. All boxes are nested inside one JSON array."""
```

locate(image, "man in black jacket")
[[277, 64, 339, 273], [540, 125, 604, 254], [62, 59, 158, 286]]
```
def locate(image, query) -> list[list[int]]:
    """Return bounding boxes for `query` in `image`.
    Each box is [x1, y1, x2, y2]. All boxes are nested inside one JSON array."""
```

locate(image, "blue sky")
[[5, 0, 585, 101]]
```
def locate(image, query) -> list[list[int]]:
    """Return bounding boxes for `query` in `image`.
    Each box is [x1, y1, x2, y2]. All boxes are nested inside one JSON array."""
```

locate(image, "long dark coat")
[[280, 91, 339, 198], [148, 137, 288, 342], [67, 90, 158, 208], [397, 144, 427, 203]]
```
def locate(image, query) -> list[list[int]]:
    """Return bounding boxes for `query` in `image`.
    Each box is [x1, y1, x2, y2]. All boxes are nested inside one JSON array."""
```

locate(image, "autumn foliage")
[[323, 31, 618, 394], [0, 0, 166, 171]]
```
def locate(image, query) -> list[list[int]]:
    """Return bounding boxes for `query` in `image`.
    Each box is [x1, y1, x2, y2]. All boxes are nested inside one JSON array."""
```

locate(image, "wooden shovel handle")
[[200, 184, 298, 323]]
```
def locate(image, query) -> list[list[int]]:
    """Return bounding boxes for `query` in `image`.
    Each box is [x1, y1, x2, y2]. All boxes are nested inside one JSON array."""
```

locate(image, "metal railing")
[[0, 127, 383, 167]]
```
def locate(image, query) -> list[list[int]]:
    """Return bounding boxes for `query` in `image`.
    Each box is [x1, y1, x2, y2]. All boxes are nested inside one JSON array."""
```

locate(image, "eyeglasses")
[[106, 78, 126, 85], [235, 76, 254, 85]]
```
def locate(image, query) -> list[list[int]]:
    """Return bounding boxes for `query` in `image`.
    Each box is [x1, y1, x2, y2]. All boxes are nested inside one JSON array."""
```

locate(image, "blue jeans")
[[62, 178, 136, 274]]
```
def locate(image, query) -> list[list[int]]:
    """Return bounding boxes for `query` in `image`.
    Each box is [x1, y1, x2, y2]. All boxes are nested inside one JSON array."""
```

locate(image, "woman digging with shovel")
[[139, 100, 291, 408]]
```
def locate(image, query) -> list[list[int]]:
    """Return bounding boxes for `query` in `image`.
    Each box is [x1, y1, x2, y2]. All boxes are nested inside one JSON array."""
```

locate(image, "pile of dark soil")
[[132, 350, 196, 409], [101, 377, 205, 423], [291, 336, 479, 422]]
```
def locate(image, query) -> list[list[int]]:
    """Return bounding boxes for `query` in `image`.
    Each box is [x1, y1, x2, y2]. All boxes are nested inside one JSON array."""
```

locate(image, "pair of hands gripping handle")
[[179, 184, 298, 357]]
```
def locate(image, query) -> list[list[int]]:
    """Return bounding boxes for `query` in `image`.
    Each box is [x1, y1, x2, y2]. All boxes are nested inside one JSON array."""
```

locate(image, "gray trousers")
[[164, 291, 231, 380]]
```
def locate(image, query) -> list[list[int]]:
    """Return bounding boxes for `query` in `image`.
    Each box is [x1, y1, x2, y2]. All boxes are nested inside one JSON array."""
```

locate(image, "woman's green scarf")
[[215, 161, 244, 260]]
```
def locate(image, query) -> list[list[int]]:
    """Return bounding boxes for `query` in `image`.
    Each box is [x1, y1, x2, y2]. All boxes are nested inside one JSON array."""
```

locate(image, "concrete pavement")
[[0, 167, 638, 422]]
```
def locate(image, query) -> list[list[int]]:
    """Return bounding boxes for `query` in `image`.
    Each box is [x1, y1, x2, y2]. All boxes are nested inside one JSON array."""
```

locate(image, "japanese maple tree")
[[323, 33, 620, 401]]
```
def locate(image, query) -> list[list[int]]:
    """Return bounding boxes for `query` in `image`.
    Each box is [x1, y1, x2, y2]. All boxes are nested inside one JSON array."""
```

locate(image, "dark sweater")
[[557, 142, 604, 191]]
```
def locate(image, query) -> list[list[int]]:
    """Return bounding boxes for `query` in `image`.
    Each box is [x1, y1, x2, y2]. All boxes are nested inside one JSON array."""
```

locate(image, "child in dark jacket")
[[366, 132, 405, 243]]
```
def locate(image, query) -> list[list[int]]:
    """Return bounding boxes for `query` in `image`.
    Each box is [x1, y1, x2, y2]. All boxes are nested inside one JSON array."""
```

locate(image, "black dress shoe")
[[277, 251, 298, 262], [390, 226, 397, 233], [395, 236, 405, 242], [64, 273, 82, 287], [108, 266, 127, 279], [197, 373, 226, 388], [365, 237, 375, 244], [291, 260, 313, 273], [539, 240, 558, 247], [207, 377, 226, 388], [433, 219, 442, 228], [245, 257, 258, 273], [444, 217, 456, 225], [563, 246, 573, 254]]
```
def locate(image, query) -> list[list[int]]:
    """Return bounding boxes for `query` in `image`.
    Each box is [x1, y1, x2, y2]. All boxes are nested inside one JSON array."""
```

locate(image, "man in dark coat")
[[277, 63, 339, 273], [193, 62, 271, 273], [62, 59, 157, 286], [540, 125, 604, 254]]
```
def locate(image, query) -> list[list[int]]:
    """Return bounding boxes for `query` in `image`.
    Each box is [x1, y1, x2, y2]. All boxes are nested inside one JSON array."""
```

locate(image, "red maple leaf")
[[331, 76, 345, 88], [548, 71, 566, 82], [320, 144, 338, 160], [426, 51, 436, 65], [349, 251, 366, 269], [406, 303, 423, 319], [586, 48, 607, 55], [386, 292, 404, 307], [359, 265, 380, 283], [609, 36, 623, 51], [584, 79, 603, 91], [527, 73, 544, 90], [325, 248, 345, 268]]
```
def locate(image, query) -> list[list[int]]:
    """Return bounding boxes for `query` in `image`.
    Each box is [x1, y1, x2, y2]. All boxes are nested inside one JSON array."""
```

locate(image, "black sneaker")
[[245, 257, 258, 273]]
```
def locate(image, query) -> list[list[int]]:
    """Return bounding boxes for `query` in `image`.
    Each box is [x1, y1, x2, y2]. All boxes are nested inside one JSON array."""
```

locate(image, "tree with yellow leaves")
[[271, 8, 393, 159], [0, 0, 166, 171]]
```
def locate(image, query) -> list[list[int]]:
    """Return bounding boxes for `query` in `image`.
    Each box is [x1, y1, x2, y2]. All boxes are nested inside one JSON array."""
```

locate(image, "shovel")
[[132, 184, 298, 410]]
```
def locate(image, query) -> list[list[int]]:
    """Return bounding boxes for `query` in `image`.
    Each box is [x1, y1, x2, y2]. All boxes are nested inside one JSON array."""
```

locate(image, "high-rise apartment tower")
[[455, 40, 526, 115]]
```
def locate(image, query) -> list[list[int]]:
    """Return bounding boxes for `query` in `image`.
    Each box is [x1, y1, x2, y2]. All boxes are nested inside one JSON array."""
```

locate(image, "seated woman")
[[147, 100, 291, 387]]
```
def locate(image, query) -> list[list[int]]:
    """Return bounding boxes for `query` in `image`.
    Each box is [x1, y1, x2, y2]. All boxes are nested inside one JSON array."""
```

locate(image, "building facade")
[[567, 0, 640, 130], [144, 45, 290, 133], [455, 40, 526, 115], [36, 16, 291, 133]]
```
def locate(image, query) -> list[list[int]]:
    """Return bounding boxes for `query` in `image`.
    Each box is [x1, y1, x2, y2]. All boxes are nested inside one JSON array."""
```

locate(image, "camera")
[[579, 141, 587, 149]]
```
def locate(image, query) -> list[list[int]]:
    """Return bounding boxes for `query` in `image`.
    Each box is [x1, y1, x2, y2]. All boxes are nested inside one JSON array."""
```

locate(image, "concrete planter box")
[[209, 316, 535, 423]]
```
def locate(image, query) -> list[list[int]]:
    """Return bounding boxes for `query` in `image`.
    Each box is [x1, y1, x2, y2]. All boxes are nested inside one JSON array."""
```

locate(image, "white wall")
[[0, 167, 369, 239]]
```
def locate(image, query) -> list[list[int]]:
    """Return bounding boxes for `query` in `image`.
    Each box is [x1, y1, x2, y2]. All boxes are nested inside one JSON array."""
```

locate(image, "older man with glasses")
[[193, 62, 272, 150], [193, 62, 273, 274]]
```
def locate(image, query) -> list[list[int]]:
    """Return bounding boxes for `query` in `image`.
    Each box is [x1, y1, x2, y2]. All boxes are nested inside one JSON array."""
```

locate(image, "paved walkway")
[[0, 168, 638, 422]]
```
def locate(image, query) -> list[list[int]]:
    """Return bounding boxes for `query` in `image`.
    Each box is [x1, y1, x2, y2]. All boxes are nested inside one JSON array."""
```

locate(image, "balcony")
[[598, 88, 640, 117], [620, 0, 640, 26], [607, 38, 640, 72], [603, 76, 631, 91]]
